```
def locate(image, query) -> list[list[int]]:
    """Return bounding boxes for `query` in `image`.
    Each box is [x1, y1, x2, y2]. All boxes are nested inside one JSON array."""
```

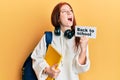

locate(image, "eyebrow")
[[60, 8, 72, 11]]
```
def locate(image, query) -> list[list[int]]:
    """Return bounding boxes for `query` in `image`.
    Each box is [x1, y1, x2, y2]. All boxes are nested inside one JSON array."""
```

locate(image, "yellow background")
[[0, 0, 120, 80]]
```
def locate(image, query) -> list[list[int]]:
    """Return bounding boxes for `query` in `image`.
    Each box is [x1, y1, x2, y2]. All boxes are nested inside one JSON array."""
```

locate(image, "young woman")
[[31, 2, 90, 80]]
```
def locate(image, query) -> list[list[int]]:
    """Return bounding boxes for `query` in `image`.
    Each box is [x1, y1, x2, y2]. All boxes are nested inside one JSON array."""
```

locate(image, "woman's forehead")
[[60, 4, 71, 10]]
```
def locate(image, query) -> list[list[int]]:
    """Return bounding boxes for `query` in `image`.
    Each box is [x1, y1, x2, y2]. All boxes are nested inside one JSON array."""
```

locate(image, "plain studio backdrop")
[[0, 0, 120, 80]]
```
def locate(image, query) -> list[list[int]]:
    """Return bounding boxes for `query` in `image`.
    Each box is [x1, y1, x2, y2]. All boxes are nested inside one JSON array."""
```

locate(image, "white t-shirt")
[[31, 31, 90, 80]]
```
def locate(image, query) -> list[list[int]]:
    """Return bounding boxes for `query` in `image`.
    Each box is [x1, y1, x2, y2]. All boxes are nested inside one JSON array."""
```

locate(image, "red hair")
[[51, 2, 80, 50]]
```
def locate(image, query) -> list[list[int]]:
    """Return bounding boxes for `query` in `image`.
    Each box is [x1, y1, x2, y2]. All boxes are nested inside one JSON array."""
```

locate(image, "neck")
[[60, 25, 71, 32]]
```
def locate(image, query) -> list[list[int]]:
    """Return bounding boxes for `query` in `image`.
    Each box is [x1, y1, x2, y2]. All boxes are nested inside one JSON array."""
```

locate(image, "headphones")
[[54, 27, 75, 39]]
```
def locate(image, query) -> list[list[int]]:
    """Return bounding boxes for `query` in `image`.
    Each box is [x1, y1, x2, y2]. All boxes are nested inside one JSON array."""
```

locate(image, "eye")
[[70, 9, 73, 12], [61, 10, 67, 13], [61, 10, 73, 14]]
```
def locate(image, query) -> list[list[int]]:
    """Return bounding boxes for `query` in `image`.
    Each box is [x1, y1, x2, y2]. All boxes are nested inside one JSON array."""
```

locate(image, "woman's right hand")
[[44, 64, 60, 78]]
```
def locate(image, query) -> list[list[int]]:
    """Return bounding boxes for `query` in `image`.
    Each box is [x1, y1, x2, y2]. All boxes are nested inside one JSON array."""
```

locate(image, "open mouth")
[[68, 18, 72, 21]]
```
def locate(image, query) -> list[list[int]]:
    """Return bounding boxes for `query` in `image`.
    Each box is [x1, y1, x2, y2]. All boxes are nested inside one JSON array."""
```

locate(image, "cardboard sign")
[[75, 26, 96, 39]]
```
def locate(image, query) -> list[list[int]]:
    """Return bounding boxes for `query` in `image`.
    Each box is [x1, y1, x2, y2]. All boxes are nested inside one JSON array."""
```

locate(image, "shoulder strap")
[[45, 31, 52, 48]]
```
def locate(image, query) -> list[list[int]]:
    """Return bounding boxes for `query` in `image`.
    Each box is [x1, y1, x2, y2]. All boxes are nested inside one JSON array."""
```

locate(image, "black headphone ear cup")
[[64, 29, 75, 39], [54, 27, 61, 36]]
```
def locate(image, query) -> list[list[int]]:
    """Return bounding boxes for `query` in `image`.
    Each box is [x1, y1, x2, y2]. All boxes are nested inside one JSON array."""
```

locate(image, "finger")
[[55, 69, 61, 73], [52, 64, 58, 69], [51, 64, 59, 72], [52, 68, 60, 73], [52, 73, 58, 78], [52, 70, 60, 78], [82, 36, 87, 40], [80, 36, 89, 42], [80, 36, 86, 41]]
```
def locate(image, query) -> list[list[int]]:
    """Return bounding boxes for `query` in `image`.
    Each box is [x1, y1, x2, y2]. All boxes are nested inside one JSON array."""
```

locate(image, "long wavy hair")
[[51, 2, 80, 50]]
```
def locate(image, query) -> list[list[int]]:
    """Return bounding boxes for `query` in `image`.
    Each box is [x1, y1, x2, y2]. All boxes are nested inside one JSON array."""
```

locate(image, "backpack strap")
[[45, 31, 52, 48]]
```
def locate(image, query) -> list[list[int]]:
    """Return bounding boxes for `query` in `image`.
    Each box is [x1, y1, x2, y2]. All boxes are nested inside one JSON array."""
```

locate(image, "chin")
[[66, 25, 72, 29], [69, 24, 73, 27]]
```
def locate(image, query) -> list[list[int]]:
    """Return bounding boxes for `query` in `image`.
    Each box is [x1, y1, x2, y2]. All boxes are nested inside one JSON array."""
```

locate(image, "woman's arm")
[[31, 34, 49, 80], [72, 36, 90, 74], [79, 36, 89, 65]]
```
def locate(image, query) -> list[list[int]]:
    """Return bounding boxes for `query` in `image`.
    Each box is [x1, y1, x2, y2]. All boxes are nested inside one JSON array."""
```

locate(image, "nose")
[[67, 11, 72, 15]]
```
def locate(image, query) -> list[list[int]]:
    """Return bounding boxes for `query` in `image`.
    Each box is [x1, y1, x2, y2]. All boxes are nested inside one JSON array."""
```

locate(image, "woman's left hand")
[[79, 36, 89, 64], [80, 36, 89, 52]]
